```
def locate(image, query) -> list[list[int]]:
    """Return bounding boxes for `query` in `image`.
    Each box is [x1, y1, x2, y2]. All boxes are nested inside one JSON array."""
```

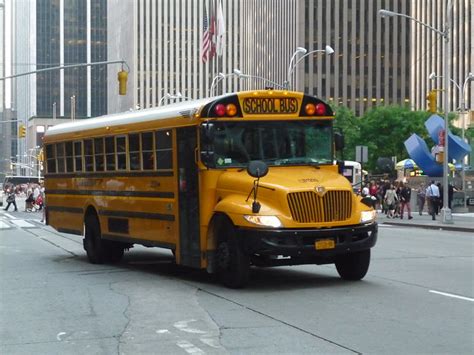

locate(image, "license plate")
[[315, 239, 335, 250]]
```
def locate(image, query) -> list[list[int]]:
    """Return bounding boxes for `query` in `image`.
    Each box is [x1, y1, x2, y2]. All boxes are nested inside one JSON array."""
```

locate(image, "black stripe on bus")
[[46, 190, 175, 199], [57, 228, 82, 236], [102, 234, 176, 250], [48, 206, 84, 214], [99, 209, 175, 222], [44, 171, 174, 179]]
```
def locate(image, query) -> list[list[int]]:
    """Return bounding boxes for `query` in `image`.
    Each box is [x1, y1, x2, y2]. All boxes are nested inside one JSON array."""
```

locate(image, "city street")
[[1, 204, 473, 354]]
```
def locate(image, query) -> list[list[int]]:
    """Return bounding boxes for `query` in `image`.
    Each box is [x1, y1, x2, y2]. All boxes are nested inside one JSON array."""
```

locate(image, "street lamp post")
[[285, 45, 334, 89], [429, 71, 474, 209], [233, 69, 287, 90], [379, 2, 454, 224], [158, 92, 190, 106]]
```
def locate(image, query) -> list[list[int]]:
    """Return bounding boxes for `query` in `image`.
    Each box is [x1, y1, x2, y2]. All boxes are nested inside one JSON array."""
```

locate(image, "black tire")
[[335, 249, 371, 281], [84, 214, 106, 264], [105, 241, 124, 263], [215, 225, 250, 288]]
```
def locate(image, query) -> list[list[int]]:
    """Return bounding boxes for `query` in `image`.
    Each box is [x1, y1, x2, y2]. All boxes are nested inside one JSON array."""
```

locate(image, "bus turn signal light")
[[226, 103, 237, 117], [305, 103, 316, 115]]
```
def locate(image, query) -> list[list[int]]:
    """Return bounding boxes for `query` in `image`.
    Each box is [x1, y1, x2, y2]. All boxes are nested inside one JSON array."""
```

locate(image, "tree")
[[333, 105, 360, 161]]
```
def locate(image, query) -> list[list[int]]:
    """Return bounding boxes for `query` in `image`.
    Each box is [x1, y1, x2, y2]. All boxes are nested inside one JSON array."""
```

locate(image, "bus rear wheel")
[[215, 227, 250, 288], [335, 249, 371, 280]]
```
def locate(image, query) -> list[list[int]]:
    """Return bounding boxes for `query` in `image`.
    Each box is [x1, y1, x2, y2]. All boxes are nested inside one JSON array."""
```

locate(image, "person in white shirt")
[[425, 181, 440, 220]]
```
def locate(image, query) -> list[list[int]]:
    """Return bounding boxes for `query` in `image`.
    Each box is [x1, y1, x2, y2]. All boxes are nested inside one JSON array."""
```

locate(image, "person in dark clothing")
[[3, 189, 18, 212], [399, 182, 413, 219], [448, 184, 455, 209]]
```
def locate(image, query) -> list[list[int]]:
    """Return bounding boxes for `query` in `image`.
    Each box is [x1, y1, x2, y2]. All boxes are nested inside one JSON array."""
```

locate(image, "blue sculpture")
[[404, 114, 471, 177]]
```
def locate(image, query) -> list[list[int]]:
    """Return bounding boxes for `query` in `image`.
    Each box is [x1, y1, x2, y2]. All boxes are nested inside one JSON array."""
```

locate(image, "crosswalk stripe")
[[10, 220, 35, 228]]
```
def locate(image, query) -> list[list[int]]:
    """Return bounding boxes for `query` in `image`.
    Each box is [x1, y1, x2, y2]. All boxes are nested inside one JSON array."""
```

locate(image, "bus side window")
[[56, 142, 65, 173], [156, 130, 173, 170], [105, 136, 115, 171], [129, 133, 141, 171], [116, 136, 127, 170], [65, 141, 74, 172], [74, 141, 83, 172], [84, 139, 94, 172], [141, 132, 154, 170], [46, 144, 56, 174], [94, 137, 105, 171]]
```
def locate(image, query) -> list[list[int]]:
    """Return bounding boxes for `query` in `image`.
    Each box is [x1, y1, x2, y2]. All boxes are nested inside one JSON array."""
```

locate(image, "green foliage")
[[333, 106, 360, 161]]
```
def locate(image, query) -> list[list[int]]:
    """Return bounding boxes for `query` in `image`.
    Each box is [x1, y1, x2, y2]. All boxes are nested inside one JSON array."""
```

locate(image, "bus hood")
[[216, 165, 352, 195]]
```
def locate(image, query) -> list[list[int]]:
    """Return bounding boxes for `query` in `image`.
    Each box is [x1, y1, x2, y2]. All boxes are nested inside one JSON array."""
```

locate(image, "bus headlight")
[[244, 215, 282, 228], [360, 210, 376, 223]]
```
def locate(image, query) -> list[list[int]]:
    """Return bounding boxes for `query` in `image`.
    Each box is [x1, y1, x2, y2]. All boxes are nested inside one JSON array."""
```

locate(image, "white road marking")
[[199, 336, 222, 349], [10, 220, 35, 228], [156, 329, 170, 334], [174, 319, 207, 334], [3, 213, 16, 219], [176, 340, 205, 354], [0, 221, 11, 229], [429, 290, 474, 302], [56, 332, 67, 341]]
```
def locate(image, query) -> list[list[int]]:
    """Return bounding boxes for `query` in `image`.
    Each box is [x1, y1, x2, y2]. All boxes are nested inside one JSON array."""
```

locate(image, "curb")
[[380, 221, 474, 233]]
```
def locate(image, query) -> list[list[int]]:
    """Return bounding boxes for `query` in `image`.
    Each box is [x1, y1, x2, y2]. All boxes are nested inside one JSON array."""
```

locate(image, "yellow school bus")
[[43, 90, 377, 288]]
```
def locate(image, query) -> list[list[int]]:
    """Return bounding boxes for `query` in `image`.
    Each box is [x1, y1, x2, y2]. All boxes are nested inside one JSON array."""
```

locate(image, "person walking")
[[417, 183, 426, 215], [399, 182, 413, 220], [426, 181, 440, 220], [384, 183, 398, 218], [3, 189, 18, 212]]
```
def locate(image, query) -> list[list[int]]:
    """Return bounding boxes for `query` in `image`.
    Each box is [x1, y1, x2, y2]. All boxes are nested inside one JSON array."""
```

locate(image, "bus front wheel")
[[335, 249, 371, 280], [215, 227, 250, 288], [84, 215, 124, 264], [84, 214, 106, 264]]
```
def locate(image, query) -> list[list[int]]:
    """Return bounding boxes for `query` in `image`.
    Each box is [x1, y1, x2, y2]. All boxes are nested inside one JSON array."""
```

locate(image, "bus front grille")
[[287, 190, 352, 223]]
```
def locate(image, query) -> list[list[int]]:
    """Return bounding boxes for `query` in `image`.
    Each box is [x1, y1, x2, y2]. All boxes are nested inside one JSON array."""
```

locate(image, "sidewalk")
[[377, 211, 474, 233]]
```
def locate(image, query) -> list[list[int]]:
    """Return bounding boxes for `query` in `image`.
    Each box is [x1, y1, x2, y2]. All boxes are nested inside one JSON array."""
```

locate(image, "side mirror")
[[200, 122, 215, 144], [247, 160, 268, 178], [334, 132, 345, 151]]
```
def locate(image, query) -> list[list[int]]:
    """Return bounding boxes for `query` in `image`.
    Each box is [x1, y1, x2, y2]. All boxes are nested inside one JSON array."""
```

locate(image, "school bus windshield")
[[205, 120, 333, 168]]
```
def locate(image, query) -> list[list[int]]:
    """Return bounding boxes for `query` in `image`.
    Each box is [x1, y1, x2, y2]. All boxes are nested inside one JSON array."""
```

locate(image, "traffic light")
[[118, 70, 128, 95], [426, 90, 437, 113], [18, 124, 26, 138]]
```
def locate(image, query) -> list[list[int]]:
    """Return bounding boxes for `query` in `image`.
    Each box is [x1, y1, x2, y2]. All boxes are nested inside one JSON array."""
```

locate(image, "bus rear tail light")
[[315, 103, 326, 116], [214, 104, 226, 117]]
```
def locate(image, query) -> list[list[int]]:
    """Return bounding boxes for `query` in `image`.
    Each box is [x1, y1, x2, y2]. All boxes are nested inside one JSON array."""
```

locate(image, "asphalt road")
[[1, 210, 473, 354]]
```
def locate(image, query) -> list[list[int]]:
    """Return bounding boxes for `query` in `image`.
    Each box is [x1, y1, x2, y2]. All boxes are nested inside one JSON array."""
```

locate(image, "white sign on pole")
[[356, 145, 368, 163]]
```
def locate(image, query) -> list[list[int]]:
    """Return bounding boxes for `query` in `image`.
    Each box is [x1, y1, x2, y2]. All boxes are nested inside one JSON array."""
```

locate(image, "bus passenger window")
[[129, 133, 141, 170], [65, 142, 74, 172], [56, 142, 65, 173], [141, 132, 154, 170], [105, 136, 115, 171], [156, 130, 173, 170], [46, 144, 56, 173], [116, 136, 127, 170], [74, 141, 83, 172], [94, 138, 105, 171], [84, 139, 94, 172]]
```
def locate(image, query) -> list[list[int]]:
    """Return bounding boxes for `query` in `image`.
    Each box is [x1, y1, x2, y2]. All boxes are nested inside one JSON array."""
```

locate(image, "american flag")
[[201, 1, 216, 62], [201, 3, 212, 62]]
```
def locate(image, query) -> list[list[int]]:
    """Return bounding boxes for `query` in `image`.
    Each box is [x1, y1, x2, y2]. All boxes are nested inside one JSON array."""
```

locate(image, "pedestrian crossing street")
[[0, 212, 43, 229]]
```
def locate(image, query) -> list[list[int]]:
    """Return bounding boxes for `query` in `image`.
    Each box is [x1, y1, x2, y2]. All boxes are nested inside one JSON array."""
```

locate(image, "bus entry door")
[[177, 127, 201, 268]]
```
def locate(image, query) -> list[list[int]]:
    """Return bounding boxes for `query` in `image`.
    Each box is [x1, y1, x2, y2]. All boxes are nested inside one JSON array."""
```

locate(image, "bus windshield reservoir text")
[[242, 97, 298, 115]]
